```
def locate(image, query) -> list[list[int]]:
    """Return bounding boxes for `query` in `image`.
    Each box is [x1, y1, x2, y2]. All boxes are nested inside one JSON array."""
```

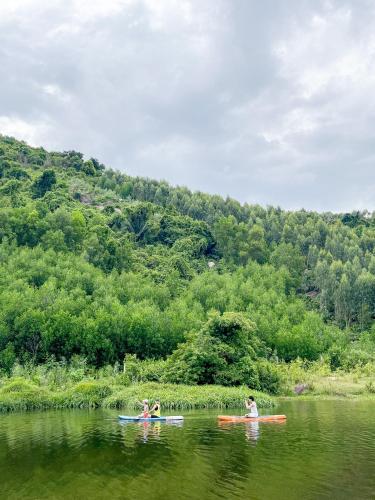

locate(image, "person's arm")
[[245, 399, 251, 409]]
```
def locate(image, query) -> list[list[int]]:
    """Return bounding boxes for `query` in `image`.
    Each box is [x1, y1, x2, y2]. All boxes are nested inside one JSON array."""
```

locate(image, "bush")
[[0, 378, 51, 412], [0, 378, 39, 394], [73, 381, 112, 398], [341, 348, 375, 371], [123, 354, 142, 383], [61, 381, 113, 409], [139, 359, 167, 382], [0, 343, 16, 375], [328, 333, 375, 371], [163, 312, 261, 386], [212, 356, 260, 388], [275, 313, 335, 362], [255, 360, 283, 395], [32, 169, 56, 198]]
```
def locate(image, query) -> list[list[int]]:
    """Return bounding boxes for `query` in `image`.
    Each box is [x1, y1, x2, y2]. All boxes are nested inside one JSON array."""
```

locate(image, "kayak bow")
[[218, 415, 286, 423], [118, 415, 184, 422]]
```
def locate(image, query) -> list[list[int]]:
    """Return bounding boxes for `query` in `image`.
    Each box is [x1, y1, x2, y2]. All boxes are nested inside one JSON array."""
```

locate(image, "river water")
[[0, 400, 374, 499]]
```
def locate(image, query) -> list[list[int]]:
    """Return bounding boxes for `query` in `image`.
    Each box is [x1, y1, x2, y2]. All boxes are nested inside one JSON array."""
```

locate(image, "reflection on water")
[[218, 418, 288, 444], [0, 400, 375, 499], [119, 420, 183, 444], [218, 420, 262, 443], [245, 420, 260, 442]]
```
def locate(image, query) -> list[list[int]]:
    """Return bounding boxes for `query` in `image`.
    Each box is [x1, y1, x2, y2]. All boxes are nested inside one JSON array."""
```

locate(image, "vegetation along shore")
[[0, 135, 374, 413]]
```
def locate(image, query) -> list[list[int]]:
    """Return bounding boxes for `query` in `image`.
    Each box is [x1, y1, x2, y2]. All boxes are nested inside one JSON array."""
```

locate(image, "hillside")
[[0, 135, 374, 390]]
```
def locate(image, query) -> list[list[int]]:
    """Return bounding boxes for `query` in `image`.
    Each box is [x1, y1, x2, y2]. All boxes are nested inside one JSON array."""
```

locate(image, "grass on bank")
[[279, 358, 375, 398], [285, 374, 375, 399], [103, 383, 273, 409], [0, 378, 274, 413], [0, 357, 374, 412]]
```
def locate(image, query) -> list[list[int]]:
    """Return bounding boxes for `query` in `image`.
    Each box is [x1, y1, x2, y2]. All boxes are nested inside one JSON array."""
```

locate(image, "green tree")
[[164, 312, 261, 385], [270, 242, 305, 290], [32, 169, 56, 198], [0, 343, 16, 374]]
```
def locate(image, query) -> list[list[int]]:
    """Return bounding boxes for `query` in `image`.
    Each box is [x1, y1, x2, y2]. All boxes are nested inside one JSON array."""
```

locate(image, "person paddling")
[[137, 399, 150, 418], [245, 395, 258, 418], [149, 399, 161, 418]]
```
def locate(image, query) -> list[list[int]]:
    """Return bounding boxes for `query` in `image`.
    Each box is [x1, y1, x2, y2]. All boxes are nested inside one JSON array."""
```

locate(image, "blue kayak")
[[118, 415, 184, 422]]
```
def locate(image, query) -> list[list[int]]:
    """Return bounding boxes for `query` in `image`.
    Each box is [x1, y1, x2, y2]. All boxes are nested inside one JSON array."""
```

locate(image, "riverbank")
[[1, 360, 374, 412], [278, 361, 375, 398], [0, 379, 274, 412], [280, 378, 375, 400]]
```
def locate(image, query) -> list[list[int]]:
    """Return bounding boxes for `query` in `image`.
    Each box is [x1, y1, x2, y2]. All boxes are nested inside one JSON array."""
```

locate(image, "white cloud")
[[143, 0, 193, 31], [137, 134, 195, 160], [41, 84, 71, 103], [261, 108, 319, 148], [0, 0, 374, 211], [274, 6, 375, 99], [71, 0, 133, 21], [0, 116, 52, 147]]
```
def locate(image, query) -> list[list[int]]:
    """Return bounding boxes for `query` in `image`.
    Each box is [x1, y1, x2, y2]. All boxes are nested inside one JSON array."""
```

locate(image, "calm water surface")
[[1, 400, 374, 499]]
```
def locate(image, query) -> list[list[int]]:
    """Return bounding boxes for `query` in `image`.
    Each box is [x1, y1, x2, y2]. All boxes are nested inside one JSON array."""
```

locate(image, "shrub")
[[255, 360, 283, 395], [341, 348, 375, 371], [123, 354, 142, 383], [214, 356, 260, 387], [139, 359, 167, 382], [0, 378, 39, 394], [73, 381, 112, 399], [0, 343, 16, 375], [163, 312, 261, 386], [63, 381, 113, 408], [32, 169, 56, 198], [0, 378, 51, 412]]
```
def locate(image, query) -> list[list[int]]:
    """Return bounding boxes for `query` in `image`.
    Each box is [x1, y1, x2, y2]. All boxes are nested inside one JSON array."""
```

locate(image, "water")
[[0, 400, 374, 499]]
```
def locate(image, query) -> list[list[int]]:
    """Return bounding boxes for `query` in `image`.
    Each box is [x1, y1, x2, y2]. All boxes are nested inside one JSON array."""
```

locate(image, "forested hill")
[[0, 135, 374, 382]]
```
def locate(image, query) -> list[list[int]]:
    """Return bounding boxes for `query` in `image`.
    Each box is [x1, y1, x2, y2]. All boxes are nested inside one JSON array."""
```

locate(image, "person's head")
[[143, 399, 148, 404], [155, 399, 160, 404], [248, 395, 255, 402]]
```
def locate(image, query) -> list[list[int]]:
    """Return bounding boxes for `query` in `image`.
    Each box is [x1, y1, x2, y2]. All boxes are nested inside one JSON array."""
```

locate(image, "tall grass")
[[103, 383, 274, 410], [1, 358, 373, 412], [277, 358, 375, 397], [0, 376, 274, 411]]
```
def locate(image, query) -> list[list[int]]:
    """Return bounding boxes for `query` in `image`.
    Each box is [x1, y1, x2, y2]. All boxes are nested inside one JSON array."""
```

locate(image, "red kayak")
[[218, 414, 286, 423]]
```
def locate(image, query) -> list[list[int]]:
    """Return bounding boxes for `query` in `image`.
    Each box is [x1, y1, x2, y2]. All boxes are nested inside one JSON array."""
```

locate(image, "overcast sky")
[[1, 0, 375, 211]]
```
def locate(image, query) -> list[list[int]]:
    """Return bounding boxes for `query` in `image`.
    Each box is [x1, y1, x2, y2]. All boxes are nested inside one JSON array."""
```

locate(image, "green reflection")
[[0, 401, 374, 500]]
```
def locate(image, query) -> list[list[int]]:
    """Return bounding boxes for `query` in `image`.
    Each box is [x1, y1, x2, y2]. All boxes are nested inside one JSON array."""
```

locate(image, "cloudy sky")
[[1, 0, 375, 211]]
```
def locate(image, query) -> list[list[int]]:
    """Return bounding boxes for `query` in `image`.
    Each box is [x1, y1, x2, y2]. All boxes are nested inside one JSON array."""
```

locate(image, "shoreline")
[[278, 393, 375, 401], [1, 375, 374, 414], [0, 381, 274, 413]]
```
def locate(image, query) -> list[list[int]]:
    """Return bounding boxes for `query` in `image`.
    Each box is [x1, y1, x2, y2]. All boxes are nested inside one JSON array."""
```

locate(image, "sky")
[[1, 0, 375, 212]]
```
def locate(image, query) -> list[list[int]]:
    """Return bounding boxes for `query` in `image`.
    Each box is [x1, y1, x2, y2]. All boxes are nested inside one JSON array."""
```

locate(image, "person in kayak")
[[137, 399, 150, 418], [150, 399, 161, 418], [245, 395, 258, 417]]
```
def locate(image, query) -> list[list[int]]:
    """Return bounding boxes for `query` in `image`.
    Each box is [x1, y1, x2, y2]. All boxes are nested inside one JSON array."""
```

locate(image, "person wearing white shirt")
[[245, 395, 258, 417]]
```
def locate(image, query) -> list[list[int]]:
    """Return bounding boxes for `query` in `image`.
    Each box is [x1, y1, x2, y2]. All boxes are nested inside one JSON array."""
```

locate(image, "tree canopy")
[[0, 134, 374, 385]]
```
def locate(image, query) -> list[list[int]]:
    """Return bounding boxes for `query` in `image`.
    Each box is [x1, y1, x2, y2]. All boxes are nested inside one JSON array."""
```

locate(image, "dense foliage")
[[0, 135, 374, 391]]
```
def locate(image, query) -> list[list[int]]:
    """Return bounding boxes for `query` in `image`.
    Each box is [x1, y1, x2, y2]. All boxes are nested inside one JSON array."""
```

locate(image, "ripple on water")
[[0, 402, 375, 499]]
